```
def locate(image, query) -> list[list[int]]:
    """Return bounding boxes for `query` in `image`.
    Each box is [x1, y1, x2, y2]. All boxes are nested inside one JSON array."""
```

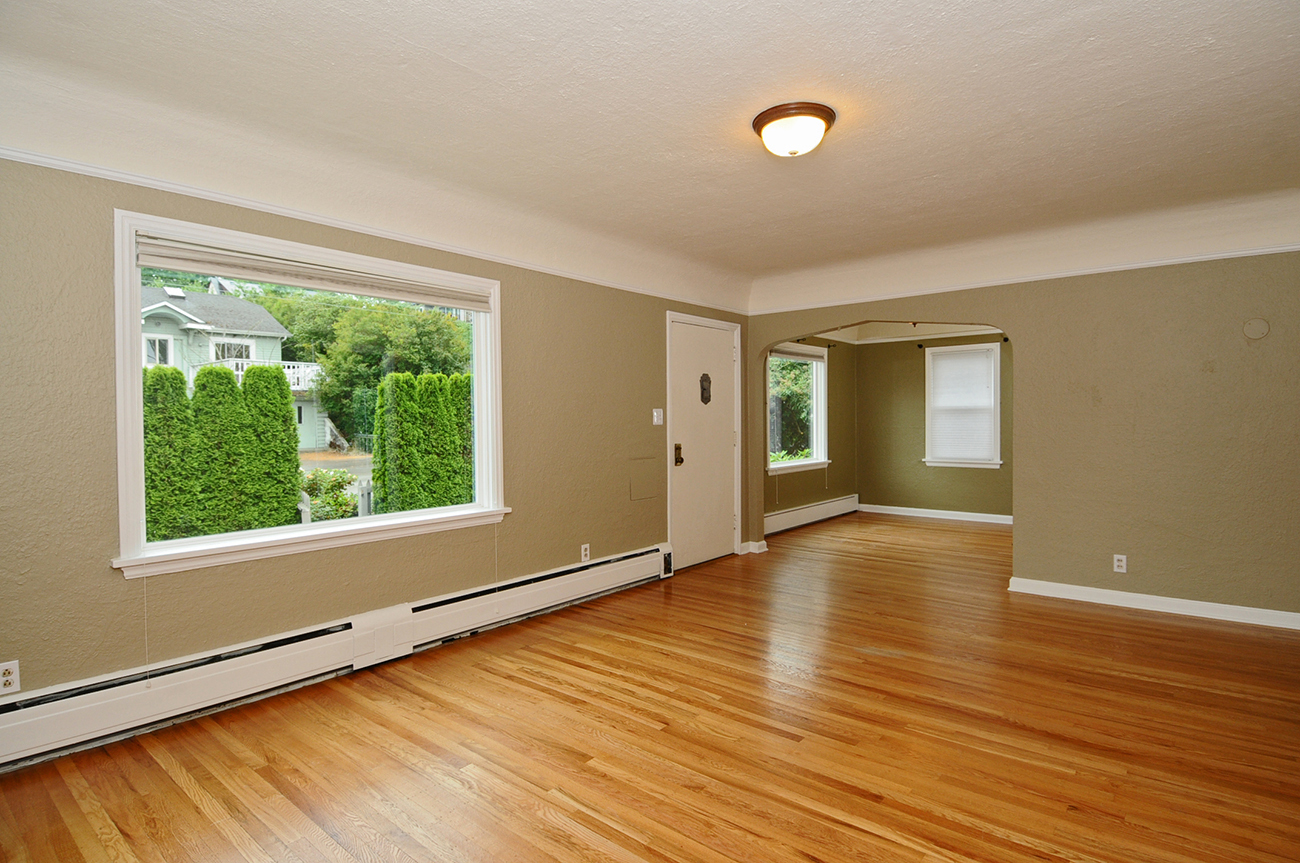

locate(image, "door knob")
[[674, 443, 684, 466]]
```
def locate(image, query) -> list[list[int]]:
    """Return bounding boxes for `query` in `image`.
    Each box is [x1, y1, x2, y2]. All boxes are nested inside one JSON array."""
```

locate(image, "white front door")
[[668, 315, 738, 569]]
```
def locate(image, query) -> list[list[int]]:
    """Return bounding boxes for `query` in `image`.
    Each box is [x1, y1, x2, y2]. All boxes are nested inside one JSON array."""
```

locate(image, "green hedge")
[[373, 371, 420, 513], [449, 373, 474, 502], [190, 366, 258, 534], [144, 364, 303, 540], [242, 365, 302, 529], [373, 371, 474, 514], [143, 365, 199, 541]]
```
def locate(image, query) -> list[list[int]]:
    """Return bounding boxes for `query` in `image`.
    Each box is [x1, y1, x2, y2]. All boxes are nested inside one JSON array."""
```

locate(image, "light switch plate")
[[652, 408, 664, 425]]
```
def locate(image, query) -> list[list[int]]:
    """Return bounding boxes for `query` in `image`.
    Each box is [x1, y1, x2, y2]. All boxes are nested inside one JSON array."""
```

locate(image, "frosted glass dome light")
[[753, 102, 837, 157]]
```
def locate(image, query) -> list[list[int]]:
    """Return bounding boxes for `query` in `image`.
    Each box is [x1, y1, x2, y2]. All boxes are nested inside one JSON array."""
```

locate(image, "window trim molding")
[[766, 341, 829, 475], [113, 210, 506, 578], [923, 341, 1002, 469]]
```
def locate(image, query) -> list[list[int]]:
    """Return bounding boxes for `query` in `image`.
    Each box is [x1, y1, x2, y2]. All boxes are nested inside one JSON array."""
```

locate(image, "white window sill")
[[922, 459, 1003, 469], [767, 458, 831, 476], [113, 505, 510, 578]]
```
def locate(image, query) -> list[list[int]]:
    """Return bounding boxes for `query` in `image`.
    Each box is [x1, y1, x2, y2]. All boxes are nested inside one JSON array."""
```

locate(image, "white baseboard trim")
[[738, 541, 768, 554], [0, 546, 665, 767], [858, 504, 1013, 525], [765, 494, 860, 535], [1008, 578, 1300, 631]]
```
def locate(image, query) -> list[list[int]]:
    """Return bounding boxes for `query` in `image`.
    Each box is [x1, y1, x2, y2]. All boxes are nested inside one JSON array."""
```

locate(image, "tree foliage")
[[372, 372, 421, 513], [373, 372, 474, 514], [190, 366, 258, 535], [768, 356, 811, 457], [143, 365, 199, 541], [301, 468, 358, 521], [250, 288, 471, 440], [449, 373, 474, 502], [242, 365, 302, 529]]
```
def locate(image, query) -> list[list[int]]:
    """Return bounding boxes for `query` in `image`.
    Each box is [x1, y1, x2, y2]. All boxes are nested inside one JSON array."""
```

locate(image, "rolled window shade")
[[136, 235, 492, 313]]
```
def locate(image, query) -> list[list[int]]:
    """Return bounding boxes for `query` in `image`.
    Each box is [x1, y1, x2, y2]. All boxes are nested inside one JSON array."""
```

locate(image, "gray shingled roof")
[[142, 287, 290, 338]]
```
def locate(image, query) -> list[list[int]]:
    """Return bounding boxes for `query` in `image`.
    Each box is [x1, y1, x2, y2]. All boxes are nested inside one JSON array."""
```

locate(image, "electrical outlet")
[[1, 660, 19, 694], [1113, 554, 1127, 573], [581, 543, 590, 563]]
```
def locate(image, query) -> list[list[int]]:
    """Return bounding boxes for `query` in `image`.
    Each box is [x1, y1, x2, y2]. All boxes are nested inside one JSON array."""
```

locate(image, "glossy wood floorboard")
[[4, 513, 1300, 862]]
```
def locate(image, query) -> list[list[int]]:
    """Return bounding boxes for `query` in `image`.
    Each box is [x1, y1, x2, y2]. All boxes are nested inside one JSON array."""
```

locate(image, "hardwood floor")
[[4, 513, 1300, 862]]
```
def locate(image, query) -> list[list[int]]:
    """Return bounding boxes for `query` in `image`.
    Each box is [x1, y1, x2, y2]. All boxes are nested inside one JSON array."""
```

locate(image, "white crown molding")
[[750, 189, 1300, 315], [1009, 578, 1300, 631]]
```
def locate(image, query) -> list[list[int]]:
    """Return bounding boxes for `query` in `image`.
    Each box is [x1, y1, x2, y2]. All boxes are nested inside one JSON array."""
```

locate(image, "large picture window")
[[113, 212, 505, 577], [767, 342, 828, 474], [925, 342, 1001, 468]]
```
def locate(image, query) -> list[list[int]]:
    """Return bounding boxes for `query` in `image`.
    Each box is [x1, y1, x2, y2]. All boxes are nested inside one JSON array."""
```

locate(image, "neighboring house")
[[141, 283, 335, 451]]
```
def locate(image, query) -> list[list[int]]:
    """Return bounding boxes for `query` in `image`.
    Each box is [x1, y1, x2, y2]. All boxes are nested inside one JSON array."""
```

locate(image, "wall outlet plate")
[[1113, 554, 1127, 573], [581, 544, 590, 562], [1, 660, 19, 694]]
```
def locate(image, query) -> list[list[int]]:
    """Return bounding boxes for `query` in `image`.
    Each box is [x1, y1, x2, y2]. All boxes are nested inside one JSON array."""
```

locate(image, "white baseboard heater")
[[0, 544, 670, 769]]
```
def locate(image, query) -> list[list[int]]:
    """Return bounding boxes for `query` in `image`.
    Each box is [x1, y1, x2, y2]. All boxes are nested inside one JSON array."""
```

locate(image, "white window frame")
[[766, 341, 829, 475], [924, 342, 1002, 469], [210, 338, 255, 361], [142, 333, 174, 368], [112, 211, 507, 578]]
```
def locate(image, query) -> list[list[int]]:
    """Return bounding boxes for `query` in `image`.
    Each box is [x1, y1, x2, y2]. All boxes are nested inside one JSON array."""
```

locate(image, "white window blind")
[[136, 235, 493, 313], [925, 343, 1001, 467]]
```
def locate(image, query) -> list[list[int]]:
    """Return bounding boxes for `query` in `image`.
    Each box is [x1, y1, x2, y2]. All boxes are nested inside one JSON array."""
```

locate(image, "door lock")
[[674, 443, 684, 466]]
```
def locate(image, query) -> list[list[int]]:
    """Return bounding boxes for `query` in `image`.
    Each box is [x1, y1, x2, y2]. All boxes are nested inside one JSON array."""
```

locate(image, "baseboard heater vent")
[[1, 544, 668, 768], [405, 546, 667, 653], [0, 624, 352, 718], [414, 547, 661, 613]]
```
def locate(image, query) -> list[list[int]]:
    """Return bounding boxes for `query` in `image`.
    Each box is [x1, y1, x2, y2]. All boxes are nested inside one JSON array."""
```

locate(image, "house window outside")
[[211, 339, 253, 361], [924, 342, 1002, 468], [144, 335, 172, 367], [767, 342, 828, 474], [114, 212, 505, 578]]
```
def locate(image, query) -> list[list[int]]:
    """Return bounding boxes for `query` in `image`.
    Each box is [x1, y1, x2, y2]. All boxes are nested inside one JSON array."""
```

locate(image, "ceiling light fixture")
[[752, 102, 836, 157]]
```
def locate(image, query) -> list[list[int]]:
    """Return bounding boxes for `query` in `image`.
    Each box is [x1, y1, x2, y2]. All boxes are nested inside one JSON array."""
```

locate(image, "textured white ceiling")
[[2, 0, 1298, 278]]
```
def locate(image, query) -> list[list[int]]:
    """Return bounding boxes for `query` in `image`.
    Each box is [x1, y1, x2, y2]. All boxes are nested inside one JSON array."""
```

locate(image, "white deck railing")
[[191, 358, 322, 390]]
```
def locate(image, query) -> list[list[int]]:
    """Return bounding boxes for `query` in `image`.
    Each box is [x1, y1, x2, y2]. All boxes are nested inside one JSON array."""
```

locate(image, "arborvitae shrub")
[[143, 365, 199, 541], [372, 376, 389, 510], [190, 365, 257, 535], [449, 373, 474, 503], [373, 372, 420, 513], [373, 371, 475, 513], [242, 364, 301, 529]]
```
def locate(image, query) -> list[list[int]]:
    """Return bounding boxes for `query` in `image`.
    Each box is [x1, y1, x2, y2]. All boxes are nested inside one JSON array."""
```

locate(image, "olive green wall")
[[747, 252, 1299, 612], [762, 337, 858, 514], [856, 334, 1012, 515], [0, 159, 743, 693]]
